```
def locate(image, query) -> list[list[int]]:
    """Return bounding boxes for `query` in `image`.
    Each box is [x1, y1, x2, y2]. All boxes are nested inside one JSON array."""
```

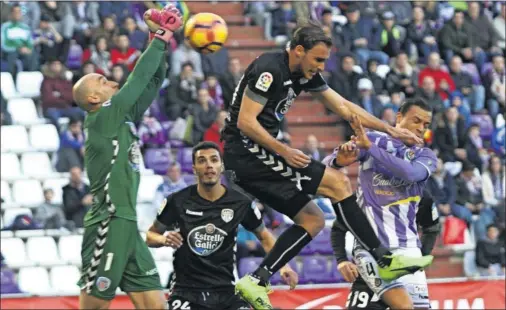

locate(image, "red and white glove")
[[144, 4, 182, 43]]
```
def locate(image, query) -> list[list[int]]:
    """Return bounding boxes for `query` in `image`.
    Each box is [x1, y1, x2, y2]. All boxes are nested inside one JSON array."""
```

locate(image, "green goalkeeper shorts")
[[77, 217, 162, 300]]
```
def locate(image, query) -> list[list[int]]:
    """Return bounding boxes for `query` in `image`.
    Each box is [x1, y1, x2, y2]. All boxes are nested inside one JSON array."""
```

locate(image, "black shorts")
[[346, 277, 389, 310], [224, 139, 326, 218], [168, 289, 250, 310]]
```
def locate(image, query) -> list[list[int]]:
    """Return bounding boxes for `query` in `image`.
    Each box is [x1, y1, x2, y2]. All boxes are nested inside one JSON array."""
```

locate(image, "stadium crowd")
[[1, 0, 505, 295]]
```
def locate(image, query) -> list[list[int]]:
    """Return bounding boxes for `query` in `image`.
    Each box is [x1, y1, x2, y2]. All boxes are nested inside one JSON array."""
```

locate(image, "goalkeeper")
[[73, 6, 182, 309]]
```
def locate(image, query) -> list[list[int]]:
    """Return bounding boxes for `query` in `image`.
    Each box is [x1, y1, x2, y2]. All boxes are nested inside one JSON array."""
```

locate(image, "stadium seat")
[[270, 259, 298, 285], [7, 98, 43, 125], [301, 256, 333, 284], [16, 71, 44, 98], [29, 124, 60, 152], [12, 180, 44, 207], [21, 152, 54, 178], [42, 178, 68, 205], [155, 260, 173, 287], [144, 148, 173, 175], [18, 267, 51, 294], [0, 72, 19, 99], [330, 259, 345, 283], [137, 202, 156, 232], [238, 257, 263, 277], [58, 235, 83, 265], [151, 245, 175, 261], [182, 174, 196, 185], [50, 265, 81, 294], [176, 147, 193, 173], [1, 125, 30, 153], [470, 114, 494, 140], [0, 237, 31, 268], [3, 208, 32, 227], [137, 175, 163, 203], [308, 227, 333, 255], [26, 236, 60, 266], [1, 180, 13, 204], [66, 43, 83, 70]]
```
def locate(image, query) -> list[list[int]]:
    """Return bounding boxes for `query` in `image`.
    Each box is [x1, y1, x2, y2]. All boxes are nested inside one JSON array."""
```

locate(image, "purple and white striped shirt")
[[324, 131, 437, 249]]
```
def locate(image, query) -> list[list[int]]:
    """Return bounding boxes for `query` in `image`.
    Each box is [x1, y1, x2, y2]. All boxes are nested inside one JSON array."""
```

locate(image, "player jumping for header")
[[72, 5, 182, 309]]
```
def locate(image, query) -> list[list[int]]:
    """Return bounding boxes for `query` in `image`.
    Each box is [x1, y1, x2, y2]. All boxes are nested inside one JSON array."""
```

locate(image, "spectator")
[[475, 224, 505, 275], [493, 3, 505, 53], [164, 62, 198, 120], [189, 88, 219, 145], [384, 91, 405, 112], [1, 4, 38, 74], [110, 32, 140, 72], [378, 11, 407, 58], [237, 225, 265, 262], [16, 1, 41, 31], [40, 58, 84, 129], [440, 10, 481, 68], [152, 162, 187, 211], [365, 59, 386, 96], [434, 106, 468, 163], [406, 6, 438, 64], [380, 107, 396, 126], [138, 112, 166, 150], [62, 166, 91, 228], [0, 94, 12, 126], [200, 74, 224, 109], [98, 2, 133, 25], [302, 134, 325, 161], [72, 60, 96, 84], [354, 78, 383, 118], [0, 252, 22, 294], [385, 51, 417, 97], [379, 1, 413, 27], [71, 1, 100, 49], [427, 157, 458, 217], [92, 15, 118, 46], [492, 114, 505, 156], [202, 47, 230, 79], [83, 36, 112, 76], [55, 117, 85, 172], [482, 155, 505, 212], [110, 63, 128, 87], [39, 1, 74, 62], [34, 188, 71, 230], [122, 16, 147, 51], [465, 123, 489, 172], [412, 1, 440, 25], [483, 54, 505, 122], [170, 39, 204, 79], [220, 57, 243, 108], [32, 15, 63, 65], [329, 54, 362, 102], [449, 91, 471, 126], [418, 52, 456, 101], [341, 5, 389, 68], [203, 110, 227, 153], [448, 55, 485, 113], [270, 1, 297, 46], [465, 2, 502, 70], [416, 76, 445, 115]]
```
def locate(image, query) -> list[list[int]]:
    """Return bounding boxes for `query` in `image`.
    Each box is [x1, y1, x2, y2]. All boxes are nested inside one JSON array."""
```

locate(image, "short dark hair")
[[289, 21, 332, 51], [192, 141, 222, 164], [487, 223, 498, 231], [398, 98, 432, 116]]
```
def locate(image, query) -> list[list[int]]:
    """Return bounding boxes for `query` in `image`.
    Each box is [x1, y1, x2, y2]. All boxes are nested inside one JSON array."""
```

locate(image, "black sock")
[[333, 195, 393, 267], [252, 225, 312, 286]]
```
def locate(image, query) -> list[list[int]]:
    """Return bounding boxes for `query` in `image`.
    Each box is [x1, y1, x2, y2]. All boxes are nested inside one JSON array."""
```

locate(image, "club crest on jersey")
[[96, 277, 111, 291], [128, 141, 141, 172], [188, 224, 228, 256], [404, 149, 415, 161], [275, 88, 296, 120], [255, 72, 273, 92], [221, 209, 234, 223]]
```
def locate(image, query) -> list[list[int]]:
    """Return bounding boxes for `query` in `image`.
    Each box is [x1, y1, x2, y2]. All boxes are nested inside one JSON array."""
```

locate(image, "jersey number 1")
[[104, 253, 114, 271]]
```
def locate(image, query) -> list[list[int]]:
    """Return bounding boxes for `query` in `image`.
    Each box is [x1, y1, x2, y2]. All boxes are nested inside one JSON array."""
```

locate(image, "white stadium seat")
[[16, 71, 44, 98], [137, 175, 163, 203], [7, 98, 43, 125], [50, 265, 81, 294], [1, 180, 13, 204], [18, 267, 51, 294], [26, 236, 60, 266], [12, 180, 44, 207], [0, 153, 22, 180], [151, 245, 174, 261], [21, 152, 54, 178], [155, 261, 173, 287], [3, 208, 32, 228], [29, 124, 60, 152], [42, 178, 68, 205], [0, 237, 31, 268], [0, 72, 19, 99], [1, 125, 30, 153], [58, 235, 82, 265]]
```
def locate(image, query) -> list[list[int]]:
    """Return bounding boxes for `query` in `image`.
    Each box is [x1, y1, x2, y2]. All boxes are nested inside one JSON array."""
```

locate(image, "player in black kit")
[[146, 142, 298, 310], [221, 22, 433, 309]]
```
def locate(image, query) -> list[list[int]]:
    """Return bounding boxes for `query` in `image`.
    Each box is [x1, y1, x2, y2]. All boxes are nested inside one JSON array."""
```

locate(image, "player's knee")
[[317, 168, 352, 201], [294, 201, 325, 237], [79, 290, 111, 309], [390, 300, 414, 310]]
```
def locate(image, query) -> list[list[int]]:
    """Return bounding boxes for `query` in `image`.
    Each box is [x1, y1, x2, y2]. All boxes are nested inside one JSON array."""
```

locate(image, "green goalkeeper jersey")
[[83, 39, 167, 227]]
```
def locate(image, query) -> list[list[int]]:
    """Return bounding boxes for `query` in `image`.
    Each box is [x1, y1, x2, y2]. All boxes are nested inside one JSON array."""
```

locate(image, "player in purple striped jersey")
[[323, 99, 439, 309]]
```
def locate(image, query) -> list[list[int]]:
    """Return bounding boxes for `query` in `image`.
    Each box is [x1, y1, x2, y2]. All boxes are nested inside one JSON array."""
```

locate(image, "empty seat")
[[18, 267, 51, 294], [58, 235, 83, 265], [238, 257, 263, 278], [0, 72, 19, 99], [144, 148, 173, 175], [42, 178, 68, 205], [7, 98, 42, 125], [1, 125, 30, 153], [21, 152, 54, 178], [138, 175, 163, 203], [177, 148, 193, 173], [155, 260, 173, 287], [16, 71, 44, 98], [0, 237, 31, 268], [50, 265, 81, 294], [29, 124, 60, 152], [26, 236, 60, 266], [12, 180, 44, 207], [301, 256, 333, 284], [3, 208, 32, 227], [308, 227, 333, 255], [1, 180, 13, 204], [270, 259, 298, 285]]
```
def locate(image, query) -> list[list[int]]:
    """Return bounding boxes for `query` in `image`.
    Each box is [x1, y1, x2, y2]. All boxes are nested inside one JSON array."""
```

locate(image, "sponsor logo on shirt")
[[187, 223, 227, 256], [255, 72, 273, 92], [186, 209, 203, 216], [274, 88, 296, 120]]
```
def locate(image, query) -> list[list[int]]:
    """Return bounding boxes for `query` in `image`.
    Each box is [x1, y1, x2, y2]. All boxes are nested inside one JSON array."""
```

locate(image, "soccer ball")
[[184, 12, 228, 54]]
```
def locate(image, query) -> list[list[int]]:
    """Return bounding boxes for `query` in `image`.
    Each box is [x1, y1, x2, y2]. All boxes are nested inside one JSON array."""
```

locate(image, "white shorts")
[[353, 247, 430, 308]]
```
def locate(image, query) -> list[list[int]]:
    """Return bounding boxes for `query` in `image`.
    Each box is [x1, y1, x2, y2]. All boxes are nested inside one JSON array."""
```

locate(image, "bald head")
[[73, 73, 119, 112]]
